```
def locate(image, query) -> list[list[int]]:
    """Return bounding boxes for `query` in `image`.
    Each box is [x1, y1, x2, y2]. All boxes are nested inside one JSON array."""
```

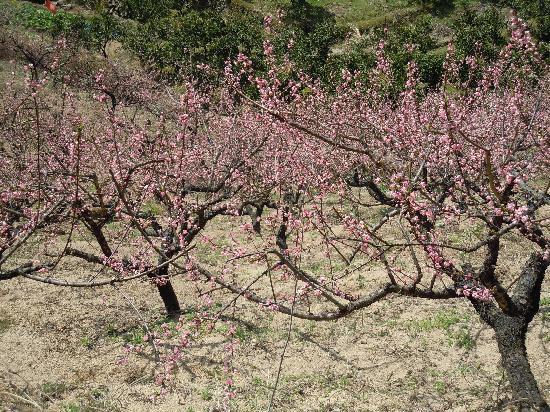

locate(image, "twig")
[[213, 265, 276, 320], [0, 391, 42, 410], [111, 284, 160, 364], [267, 278, 298, 412]]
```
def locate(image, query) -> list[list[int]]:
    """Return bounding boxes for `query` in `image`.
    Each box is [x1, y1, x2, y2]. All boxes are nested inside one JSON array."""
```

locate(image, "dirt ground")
[[0, 261, 548, 411]]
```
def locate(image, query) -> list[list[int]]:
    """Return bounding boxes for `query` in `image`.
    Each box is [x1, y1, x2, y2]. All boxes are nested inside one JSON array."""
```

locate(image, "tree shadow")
[[294, 330, 401, 372], [423, 0, 457, 18]]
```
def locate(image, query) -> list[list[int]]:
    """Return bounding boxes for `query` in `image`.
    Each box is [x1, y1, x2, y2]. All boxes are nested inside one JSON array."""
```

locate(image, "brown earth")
[[0, 257, 548, 411]]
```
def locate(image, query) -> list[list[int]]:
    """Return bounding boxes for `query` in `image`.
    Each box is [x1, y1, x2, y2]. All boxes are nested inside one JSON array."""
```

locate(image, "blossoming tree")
[[191, 16, 549, 409], [0, 14, 548, 410]]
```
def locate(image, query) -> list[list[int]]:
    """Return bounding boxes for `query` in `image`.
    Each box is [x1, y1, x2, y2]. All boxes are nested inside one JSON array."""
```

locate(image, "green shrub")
[[12, 3, 123, 55], [492, 0, 550, 43], [125, 8, 263, 81], [275, 0, 345, 79], [452, 6, 506, 60]]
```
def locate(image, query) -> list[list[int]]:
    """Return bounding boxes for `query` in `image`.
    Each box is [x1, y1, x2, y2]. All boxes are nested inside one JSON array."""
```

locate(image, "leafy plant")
[[452, 5, 506, 60]]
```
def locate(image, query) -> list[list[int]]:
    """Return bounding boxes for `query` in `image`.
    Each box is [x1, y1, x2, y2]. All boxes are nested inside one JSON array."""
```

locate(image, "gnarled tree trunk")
[[493, 314, 548, 411], [470, 253, 549, 411]]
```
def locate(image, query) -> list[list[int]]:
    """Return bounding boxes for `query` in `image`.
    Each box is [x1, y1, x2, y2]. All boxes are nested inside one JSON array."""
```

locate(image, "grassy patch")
[[405, 309, 475, 350], [80, 336, 94, 350], [355, 5, 423, 30], [41, 381, 69, 401], [433, 379, 447, 394], [105, 323, 121, 342], [194, 241, 226, 266], [310, 0, 410, 24], [406, 309, 468, 332], [142, 200, 164, 216], [449, 327, 475, 350], [106, 315, 180, 345], [200, 387, 214, 401], [122, 329, 145, 345]]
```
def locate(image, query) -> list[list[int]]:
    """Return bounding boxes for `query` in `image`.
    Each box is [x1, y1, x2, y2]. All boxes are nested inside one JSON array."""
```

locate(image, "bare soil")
[[0, 258, 548, 411]]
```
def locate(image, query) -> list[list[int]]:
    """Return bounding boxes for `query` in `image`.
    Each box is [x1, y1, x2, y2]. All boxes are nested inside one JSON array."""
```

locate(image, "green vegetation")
[[453, 5, 506, 59], [433, 379, 447, 394], [233, 323, 271, 342], [9, 3, 123, 56], [200, 387, 214, 401], [406, 309, 468, 332], [80, 335, 94, 349], [3, 0, 547, 89], [405, 309, 476, 350], [41, 381, 69, 401], [449, 326, 475, 350]]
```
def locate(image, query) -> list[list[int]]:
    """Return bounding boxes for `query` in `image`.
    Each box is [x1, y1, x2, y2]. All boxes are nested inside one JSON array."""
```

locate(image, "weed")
[[122, 329, 145, 345], [80, 336, 94, 350], [450, 327, 475, 350], [41, 381, 68, 400], [200, 388, 213, 401], [337, 375, 351, 388], [406, 376, 419, 390], [304, 260, 325, 274], [407, 309, 468, 332], [428, 368, 443, 378], [105, 324, 122, 342], [385, 319, 399, 328], [456, 364, 475, 376], [63, 386, 121, 412], [406, 310, 475, 352], [233, 324, 270, 342], [64, 404, 81, 412], [142, 200, 163, 216], [433, 380, 447, 394], [251, 377, 265, 386]]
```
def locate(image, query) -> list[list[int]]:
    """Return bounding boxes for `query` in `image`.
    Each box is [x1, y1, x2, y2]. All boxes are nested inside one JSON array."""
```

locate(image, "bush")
[[452, 5, 506, 60], [125, 8, 264, 81], [338, 15, 442, 89], [271, 0, 346, 82], [100, 0, 181, 22], [12, 3, 123, 55], [492, 0, 550, 43]]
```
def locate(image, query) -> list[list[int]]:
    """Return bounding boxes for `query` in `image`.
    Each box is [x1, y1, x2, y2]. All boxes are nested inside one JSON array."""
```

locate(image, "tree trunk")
[[86, 217, 181, 318], [148, 253, 180, 319], [469, 252, 549, 411], [152, 278, 180, 319], [492, 316, 549, 411]]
